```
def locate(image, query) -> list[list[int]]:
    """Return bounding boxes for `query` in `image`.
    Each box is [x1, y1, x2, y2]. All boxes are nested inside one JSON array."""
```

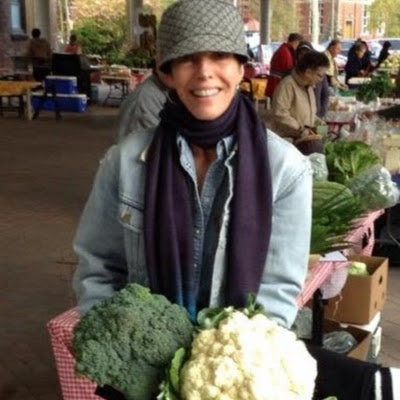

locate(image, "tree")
[[369, 0, 400, 37], [68, 0, 129, 64]]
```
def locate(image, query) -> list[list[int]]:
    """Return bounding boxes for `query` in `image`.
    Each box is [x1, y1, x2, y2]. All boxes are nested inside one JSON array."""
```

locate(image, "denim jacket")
[[72, 127, 312, 328]]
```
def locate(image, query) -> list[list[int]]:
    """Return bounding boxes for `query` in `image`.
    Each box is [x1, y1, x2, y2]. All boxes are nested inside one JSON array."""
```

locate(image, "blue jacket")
[[72, 127, 313, 328]]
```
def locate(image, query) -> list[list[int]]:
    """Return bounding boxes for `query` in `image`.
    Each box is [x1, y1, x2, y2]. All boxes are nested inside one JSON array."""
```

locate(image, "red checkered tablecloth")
[[344, 209, 384, 257], [47, 308, 100, 400], [48, 211, 384, 399]]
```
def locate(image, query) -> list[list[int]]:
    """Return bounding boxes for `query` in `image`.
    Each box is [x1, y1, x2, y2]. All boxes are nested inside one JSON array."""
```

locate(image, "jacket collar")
[[292, 70, 311, 88]]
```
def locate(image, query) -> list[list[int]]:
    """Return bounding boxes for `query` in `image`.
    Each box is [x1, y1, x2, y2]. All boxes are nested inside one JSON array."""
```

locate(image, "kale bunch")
[[73, 284, 194, 400]]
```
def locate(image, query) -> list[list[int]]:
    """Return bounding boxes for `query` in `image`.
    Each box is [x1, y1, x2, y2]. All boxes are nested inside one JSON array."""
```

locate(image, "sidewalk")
[[0, 105, 117, 400]]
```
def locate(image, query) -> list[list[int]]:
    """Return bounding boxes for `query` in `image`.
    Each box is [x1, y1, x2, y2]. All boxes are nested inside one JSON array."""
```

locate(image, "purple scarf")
[[144, 92, 272, 317]]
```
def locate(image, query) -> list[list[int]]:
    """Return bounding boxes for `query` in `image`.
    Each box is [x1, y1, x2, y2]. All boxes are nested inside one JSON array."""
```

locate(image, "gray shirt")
[[114, 74, 168, 142]]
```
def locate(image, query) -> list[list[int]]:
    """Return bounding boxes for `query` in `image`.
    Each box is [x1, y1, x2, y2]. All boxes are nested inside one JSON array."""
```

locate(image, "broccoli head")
[[73, 284, 194, 400]]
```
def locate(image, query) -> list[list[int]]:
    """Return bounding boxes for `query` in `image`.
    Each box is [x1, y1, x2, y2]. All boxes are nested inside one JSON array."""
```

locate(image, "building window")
[[319, 0, 324, 34], [362, 5, 369, 35], [10, 0, 27, 35]]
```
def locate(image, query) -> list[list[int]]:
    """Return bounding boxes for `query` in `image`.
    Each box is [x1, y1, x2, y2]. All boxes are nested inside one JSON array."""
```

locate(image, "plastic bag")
[[323, 330, 359, 354], [308, 153, 329, 181], [347, 164, 400, 211], [291, 308, 313, 340]]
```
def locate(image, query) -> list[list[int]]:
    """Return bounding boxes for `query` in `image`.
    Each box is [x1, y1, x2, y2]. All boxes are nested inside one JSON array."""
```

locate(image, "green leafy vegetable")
[[356, 72, 394, 104], [311, 181, 366, 254], [324, 140, 381, 185], [73, 284, 194, 400]]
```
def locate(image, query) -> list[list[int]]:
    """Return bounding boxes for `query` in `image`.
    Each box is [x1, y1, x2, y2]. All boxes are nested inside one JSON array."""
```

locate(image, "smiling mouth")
[[192, 88, 220, 97]]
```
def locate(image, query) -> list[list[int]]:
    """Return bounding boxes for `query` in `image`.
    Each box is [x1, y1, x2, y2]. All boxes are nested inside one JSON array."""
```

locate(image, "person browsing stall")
[[268, 51, 330, 141], [297, 41, 330, 118], [72, 1, 400, 399], [265, 32, 303, 99], [324, 39, 348, 91], [65, 34, 82, 55]]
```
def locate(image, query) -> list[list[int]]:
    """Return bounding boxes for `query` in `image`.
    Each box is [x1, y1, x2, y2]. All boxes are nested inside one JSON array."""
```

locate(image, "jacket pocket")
[[118, 202, 147, 282]]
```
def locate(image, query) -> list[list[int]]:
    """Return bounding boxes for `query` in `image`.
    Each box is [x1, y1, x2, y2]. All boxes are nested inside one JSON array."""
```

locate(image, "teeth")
[[193, 88, 219, 97]]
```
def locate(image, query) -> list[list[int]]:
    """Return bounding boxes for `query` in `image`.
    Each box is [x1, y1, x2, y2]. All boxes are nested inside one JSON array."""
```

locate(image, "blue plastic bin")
[[45, 76, 78, 94], [32, 93, 87, 113]]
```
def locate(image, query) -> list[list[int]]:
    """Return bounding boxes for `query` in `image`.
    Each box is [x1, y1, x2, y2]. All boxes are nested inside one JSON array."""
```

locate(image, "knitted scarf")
[[144, 92, 272, 318]]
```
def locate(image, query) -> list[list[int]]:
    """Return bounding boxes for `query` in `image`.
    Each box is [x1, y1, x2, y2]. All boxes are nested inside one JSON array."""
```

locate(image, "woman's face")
[[303, 67, 328, 86], [165, 52, 244, 120]]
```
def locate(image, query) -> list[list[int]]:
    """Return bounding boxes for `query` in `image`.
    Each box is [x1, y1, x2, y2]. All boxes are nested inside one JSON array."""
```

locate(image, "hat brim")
[[159, 34, 248, 72]]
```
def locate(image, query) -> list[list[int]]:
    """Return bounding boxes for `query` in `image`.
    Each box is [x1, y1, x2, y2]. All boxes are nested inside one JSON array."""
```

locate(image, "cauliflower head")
[[180, 311, 317, 400]]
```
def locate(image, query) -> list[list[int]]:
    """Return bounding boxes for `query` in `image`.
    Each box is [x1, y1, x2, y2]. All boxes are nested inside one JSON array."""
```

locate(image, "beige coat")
[[267, 71, 316, 139]]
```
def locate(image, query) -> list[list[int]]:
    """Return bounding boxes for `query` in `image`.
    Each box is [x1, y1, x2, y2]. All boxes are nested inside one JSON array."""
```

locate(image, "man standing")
[[324, 39, 347, 91], [265, 32, 303, 99], [26, 28, 52, 82]]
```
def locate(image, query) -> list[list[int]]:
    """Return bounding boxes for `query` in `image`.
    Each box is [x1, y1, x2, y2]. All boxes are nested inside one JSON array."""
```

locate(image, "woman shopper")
[[268, 50, 330, 150], [72, 0, 399, 399]]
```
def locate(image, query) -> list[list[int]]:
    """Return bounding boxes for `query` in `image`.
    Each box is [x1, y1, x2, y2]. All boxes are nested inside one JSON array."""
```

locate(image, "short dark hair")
[[296, 41, 313, 60], [296, 50, 330, 72], [354, 42, 366, 53], [288, 33, 303, 43], [383, 41, 392, 49], [70, 34, 77, 42], [32, 28, 41, 38], [327, 39, 341, 49]]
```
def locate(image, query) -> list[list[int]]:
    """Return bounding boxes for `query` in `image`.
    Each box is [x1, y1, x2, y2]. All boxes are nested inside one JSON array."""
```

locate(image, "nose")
[[194, 55, 213, 78]]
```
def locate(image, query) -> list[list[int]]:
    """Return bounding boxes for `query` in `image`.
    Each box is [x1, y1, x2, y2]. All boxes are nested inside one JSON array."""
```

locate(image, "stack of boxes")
[[31, 76, 87, 113], [324, 255, 389, 360]]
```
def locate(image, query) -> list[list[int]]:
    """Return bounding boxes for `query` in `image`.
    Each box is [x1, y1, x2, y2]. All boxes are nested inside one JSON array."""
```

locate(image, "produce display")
[[310, 180, 365, 255], [356, 72, 394, 104], [73, 286, 337, 400], [324, 141, 381, 185], [379, 53, 400, 73]]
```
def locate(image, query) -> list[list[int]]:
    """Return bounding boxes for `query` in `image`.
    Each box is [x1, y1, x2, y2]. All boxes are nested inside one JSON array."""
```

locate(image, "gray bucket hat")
[[158, 0, 248, 72]]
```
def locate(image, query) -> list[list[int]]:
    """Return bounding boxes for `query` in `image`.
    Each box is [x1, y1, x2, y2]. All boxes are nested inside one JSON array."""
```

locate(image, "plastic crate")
[[31, 93, 87, 113], [45, 76, 78, 94]]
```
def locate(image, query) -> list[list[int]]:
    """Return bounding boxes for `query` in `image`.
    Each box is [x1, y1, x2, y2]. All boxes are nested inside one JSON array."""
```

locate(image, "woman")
[[296, 41, 330, 118], [65, 34, 82, 55], [345, 41, 368, 85], [269, 50, 330, 142], [72, 1, 398, 399], [376, 40, 392, 69]]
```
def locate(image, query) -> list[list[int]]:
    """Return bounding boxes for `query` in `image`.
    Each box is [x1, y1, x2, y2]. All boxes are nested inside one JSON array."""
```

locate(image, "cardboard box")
[[323, 319, 372, 361], [45, 76, 78, 94], [324, 255, 388, 324]]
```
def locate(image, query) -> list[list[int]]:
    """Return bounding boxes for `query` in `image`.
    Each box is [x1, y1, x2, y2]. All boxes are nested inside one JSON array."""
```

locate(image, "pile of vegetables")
[[310, 180, 365, 255], [323, 140, 399, 211], [310, 140, 399, 254], [74, 285, 337, 400], [356, 72, 394, 104], [324, 140, 380, 185]]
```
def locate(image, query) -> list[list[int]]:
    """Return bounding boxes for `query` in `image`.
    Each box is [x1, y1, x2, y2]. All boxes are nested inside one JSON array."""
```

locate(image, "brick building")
[[0, 0, 57, 70], [296, 0, 375, 42]]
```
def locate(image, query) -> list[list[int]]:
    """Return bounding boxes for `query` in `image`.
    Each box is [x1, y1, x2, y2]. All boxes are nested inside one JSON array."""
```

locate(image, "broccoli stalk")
[[73, 284, 194, 400]]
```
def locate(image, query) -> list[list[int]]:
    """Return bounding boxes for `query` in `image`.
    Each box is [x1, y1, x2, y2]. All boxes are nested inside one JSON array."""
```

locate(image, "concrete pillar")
[[127, 0, 143, 46]]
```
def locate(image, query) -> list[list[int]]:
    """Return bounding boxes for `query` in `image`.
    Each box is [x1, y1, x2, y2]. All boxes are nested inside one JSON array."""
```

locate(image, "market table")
[[47, 210, 384, 400], [0, 80, 42, 119]]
